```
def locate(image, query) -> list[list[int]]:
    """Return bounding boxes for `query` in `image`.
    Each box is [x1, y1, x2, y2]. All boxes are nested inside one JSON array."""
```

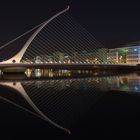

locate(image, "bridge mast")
[[1, 6, 70, 64]]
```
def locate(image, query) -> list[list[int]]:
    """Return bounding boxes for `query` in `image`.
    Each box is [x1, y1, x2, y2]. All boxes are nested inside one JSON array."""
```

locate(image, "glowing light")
[[134, 48, 138, 52], [134, 86, 139, 91]]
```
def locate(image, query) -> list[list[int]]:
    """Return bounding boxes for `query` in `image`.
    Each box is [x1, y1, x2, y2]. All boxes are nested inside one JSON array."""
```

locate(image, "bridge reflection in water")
[[0, 70, 139, 133]]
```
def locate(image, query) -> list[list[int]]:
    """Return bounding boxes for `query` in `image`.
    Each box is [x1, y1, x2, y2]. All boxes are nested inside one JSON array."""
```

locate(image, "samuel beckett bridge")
[[0, 6, 136, 73]]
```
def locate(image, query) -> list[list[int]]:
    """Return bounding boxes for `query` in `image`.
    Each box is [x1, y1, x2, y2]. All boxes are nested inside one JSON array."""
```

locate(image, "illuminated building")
[[107, 42, 140, 64], [107, 49, 119, 64], [98, 48, 108, 63]]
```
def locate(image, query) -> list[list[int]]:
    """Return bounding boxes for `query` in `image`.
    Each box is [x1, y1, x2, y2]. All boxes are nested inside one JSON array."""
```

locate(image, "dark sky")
[[0, 0, 140, 48]]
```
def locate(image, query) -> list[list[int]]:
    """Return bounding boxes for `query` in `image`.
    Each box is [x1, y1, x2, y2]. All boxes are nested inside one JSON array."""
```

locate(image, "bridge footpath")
[[0, 63, 138, 73]]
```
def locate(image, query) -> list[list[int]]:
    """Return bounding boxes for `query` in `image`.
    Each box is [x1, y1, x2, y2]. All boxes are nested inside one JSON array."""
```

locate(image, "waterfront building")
[[107, 49, 119, 64], [107, 42, 140, 64], [28, 48, 108, 64], [97, 48, 108, 63], [125, 42, 140, 64]]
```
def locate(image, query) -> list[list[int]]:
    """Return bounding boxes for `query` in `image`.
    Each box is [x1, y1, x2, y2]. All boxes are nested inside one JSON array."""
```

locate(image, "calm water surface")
[[0, 70, 140, 139]]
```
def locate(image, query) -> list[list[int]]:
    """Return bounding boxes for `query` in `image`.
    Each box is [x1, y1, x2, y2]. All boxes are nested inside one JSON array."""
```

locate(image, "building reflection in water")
[[25, 69, 100, 78], [25, 69, 140, 93], [0, 71, 140, 133], [26, 69, 72, 78]]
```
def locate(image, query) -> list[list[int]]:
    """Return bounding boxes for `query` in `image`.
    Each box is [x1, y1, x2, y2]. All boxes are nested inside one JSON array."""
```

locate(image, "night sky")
[[0, 0, 140, 48]]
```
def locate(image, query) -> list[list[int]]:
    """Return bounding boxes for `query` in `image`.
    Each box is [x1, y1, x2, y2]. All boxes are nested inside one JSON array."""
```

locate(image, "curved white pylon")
[[1, 6, 70, 64]]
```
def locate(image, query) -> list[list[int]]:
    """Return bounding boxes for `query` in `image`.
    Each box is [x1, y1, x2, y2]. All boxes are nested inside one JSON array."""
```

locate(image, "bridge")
[[0, 6, 136, 73]]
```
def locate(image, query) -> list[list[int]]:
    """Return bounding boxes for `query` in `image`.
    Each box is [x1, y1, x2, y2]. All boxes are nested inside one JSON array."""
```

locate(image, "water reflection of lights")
[[25, 69, 73, 78], [1, 73, 140, 133], [35, 69, 42, 78], [25, 69, 32, 78]]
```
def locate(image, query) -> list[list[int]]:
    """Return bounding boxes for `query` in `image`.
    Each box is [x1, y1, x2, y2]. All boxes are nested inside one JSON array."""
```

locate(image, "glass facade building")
[[107, 42, 140, 64]]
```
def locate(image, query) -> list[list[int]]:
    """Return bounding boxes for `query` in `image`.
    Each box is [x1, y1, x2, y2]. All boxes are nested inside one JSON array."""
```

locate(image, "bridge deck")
[[0, 63, 137, 73], [0, 63, 136, 68]]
